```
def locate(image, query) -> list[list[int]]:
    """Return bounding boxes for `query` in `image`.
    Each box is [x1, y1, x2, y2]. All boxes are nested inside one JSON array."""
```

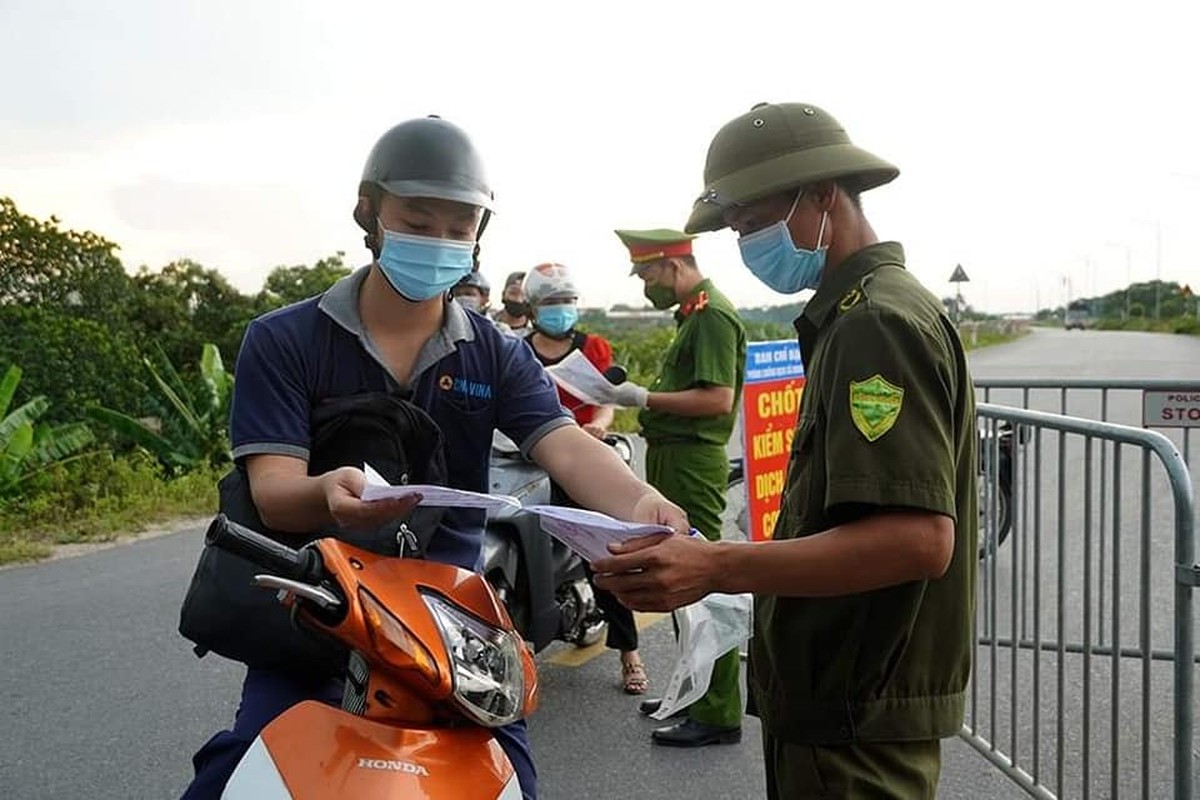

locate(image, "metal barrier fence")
[[974, 378, 1198, 467], [966, 401, 1195, 799]]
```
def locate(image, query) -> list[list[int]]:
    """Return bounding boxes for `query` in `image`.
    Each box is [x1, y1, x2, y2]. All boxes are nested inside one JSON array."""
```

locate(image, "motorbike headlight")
[[422, 592, 526, 728], [359, 588, 441, 686]]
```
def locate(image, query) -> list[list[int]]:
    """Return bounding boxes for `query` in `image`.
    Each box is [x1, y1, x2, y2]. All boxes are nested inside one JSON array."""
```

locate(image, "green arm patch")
[[849, 374, 904, 442]]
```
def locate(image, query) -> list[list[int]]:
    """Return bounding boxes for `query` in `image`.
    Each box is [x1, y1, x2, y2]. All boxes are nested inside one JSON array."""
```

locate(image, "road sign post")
[[949, 264, 970, 324]]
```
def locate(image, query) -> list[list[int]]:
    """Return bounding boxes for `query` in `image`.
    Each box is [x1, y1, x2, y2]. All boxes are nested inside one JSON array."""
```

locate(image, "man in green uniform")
[[607, 228, 748, 748], [595, 103, 977, 799]]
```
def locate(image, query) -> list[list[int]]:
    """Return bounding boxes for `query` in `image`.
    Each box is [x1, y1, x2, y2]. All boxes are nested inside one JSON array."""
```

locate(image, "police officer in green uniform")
[[596, 103, 977, 798], [606, 228, 748, 748]]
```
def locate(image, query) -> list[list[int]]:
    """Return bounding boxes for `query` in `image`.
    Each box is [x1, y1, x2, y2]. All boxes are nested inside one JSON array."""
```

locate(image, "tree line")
[[1, 196, 798, 492]]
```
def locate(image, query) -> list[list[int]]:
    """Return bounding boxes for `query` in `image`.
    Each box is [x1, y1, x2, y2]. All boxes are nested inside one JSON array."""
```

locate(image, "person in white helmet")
[[522, 262, 648, 695]]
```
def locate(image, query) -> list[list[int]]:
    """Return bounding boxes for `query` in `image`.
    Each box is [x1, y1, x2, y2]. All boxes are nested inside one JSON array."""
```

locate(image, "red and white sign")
[[739, 341, 806, 540], [1142, 390, 1200, 428]]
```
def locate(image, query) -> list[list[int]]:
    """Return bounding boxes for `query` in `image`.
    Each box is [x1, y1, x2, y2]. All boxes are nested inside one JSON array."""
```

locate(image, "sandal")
[[621, 661, 649, 695]]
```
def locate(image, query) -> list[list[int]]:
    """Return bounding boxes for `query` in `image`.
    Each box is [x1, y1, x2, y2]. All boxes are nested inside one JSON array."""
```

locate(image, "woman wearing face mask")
[[521, 262, 648, 695], [522, 263, 615, 440]]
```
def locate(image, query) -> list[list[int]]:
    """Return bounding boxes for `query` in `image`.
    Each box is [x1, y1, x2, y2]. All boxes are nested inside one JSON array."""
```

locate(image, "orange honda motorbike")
[[205, 514, 538, 799]]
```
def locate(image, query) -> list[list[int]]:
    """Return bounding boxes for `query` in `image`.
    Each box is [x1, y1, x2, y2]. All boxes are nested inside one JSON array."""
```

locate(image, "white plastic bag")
[[651, 592, 754, 720]]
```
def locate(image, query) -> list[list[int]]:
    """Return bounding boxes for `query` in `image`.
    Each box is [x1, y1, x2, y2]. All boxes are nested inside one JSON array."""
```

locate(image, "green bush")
[[1171, 316, 1200, 335], [89, 342, 233, 473], [0, 448, 219, 564]]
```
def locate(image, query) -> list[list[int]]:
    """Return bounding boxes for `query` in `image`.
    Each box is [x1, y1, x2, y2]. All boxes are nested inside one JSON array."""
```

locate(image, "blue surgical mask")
[[535, 303, 579, 338], [377, 223, 475, 302], [737, 191, 828, 294]]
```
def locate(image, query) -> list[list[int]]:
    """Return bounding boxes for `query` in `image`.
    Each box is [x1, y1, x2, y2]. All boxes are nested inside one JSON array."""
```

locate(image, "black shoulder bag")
[[177, 392, 448, 678]]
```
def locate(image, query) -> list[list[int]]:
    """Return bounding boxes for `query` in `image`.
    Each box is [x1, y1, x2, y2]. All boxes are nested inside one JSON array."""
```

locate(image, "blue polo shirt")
[[229, 266, 573, 570]]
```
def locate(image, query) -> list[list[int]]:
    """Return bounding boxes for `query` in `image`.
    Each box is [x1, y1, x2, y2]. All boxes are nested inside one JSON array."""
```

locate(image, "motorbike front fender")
[[223, 701, 521, 799]]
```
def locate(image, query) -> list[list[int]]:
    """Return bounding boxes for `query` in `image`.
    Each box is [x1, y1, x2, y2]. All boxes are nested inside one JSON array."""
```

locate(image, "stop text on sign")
[[1142, 390, 1200, 428]]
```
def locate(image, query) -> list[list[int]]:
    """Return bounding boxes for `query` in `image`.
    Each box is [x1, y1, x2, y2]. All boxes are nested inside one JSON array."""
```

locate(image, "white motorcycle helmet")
[[522, 263, 579, 307]]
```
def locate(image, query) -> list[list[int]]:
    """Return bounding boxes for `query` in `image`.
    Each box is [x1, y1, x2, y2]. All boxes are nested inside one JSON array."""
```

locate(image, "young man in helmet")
[[494, 270, 532, 334], [605, 228, 748, 748], [451, 270, 492, 314], [520, 262, 648, 695], [596, 103, 977, 799], [181, 116, 688, 800]]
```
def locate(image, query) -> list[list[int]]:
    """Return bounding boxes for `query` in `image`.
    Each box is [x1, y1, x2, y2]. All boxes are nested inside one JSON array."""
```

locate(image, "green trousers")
[[645, 441, 742, 729], [762, 734, 942, 799]]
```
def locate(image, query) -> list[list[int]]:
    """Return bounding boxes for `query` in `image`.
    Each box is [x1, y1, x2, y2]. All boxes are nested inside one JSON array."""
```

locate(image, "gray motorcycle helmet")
[[454, 270, 491, 295], [354, 115, 495, 258]]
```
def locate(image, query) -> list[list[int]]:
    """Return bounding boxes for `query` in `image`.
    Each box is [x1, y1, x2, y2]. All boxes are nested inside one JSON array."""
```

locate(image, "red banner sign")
[[739, 340, 806, 541]]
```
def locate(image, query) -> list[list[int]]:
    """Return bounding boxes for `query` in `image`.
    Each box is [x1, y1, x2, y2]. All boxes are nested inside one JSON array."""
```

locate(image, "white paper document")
[[361, 463, 521, 514], [544, 349, 619, 406], [361, 464, 670, 561], [524, 504, 673, 563]]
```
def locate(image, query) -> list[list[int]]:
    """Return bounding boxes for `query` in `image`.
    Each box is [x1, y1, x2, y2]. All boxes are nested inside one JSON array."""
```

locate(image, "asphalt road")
[[1, 326, 1196, 799]]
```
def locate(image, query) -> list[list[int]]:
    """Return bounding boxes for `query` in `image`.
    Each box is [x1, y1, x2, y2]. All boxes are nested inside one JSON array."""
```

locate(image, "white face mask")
[[453, 295, 482, 312]]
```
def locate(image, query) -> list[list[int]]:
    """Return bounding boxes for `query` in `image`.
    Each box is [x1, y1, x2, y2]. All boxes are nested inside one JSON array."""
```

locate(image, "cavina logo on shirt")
[[438, 373, 493, 401]]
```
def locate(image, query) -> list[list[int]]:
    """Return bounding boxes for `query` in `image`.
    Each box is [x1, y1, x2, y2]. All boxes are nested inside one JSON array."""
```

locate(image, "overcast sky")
[[2, 0, 1197, 314]]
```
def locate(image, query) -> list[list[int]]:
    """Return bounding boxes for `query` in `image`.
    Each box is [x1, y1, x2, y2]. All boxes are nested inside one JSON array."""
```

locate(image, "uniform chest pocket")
[[777, 410, 823, 538]]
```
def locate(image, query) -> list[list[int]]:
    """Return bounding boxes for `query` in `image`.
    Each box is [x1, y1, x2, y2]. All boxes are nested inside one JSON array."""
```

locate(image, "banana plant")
[[88, 342, 233, 473], [0, 365, 96, 494]]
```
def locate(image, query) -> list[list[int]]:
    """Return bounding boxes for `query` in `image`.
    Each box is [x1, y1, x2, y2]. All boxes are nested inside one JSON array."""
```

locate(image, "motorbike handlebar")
[[205, 514, 324, 585]]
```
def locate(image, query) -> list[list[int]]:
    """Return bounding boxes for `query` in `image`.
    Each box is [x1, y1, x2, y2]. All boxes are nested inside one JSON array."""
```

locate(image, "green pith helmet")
[[685, 102, 899, 234], [353, 116, 495, 250]]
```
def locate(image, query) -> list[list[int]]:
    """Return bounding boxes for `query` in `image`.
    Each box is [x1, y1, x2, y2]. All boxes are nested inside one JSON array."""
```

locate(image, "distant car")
[[1064, 310, 1094, 330]]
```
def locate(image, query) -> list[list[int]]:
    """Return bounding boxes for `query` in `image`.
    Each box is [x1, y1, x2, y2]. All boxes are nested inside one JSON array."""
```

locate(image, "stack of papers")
[[361, 464, 521, 513], [361, 463, 673, 561], [525, 505, 673, 563], [544, 350, 621, 406]]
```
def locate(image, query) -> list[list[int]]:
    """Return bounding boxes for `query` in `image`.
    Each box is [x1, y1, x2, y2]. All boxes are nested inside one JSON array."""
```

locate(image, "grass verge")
[[0, 450, 219, 567]]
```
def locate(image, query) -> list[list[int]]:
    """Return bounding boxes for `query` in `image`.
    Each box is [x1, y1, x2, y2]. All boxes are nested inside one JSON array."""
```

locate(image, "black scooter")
[[480, 430, 635, 652], [481, 364, 635, 653]]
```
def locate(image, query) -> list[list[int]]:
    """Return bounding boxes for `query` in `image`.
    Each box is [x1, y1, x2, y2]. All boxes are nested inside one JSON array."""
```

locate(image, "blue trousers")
[[181, 667, 537, 799]]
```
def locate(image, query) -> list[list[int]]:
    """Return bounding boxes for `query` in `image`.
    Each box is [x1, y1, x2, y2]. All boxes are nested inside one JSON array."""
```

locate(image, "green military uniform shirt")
[[638, 279, 747, 445], [749, 241, 977, 745]]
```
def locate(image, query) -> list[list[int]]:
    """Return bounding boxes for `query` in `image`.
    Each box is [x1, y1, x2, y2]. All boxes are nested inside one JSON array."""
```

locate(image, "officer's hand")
[[322, 466, 422, 531], [610, 381, 649, 409], [593, 532, 717, 612]]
